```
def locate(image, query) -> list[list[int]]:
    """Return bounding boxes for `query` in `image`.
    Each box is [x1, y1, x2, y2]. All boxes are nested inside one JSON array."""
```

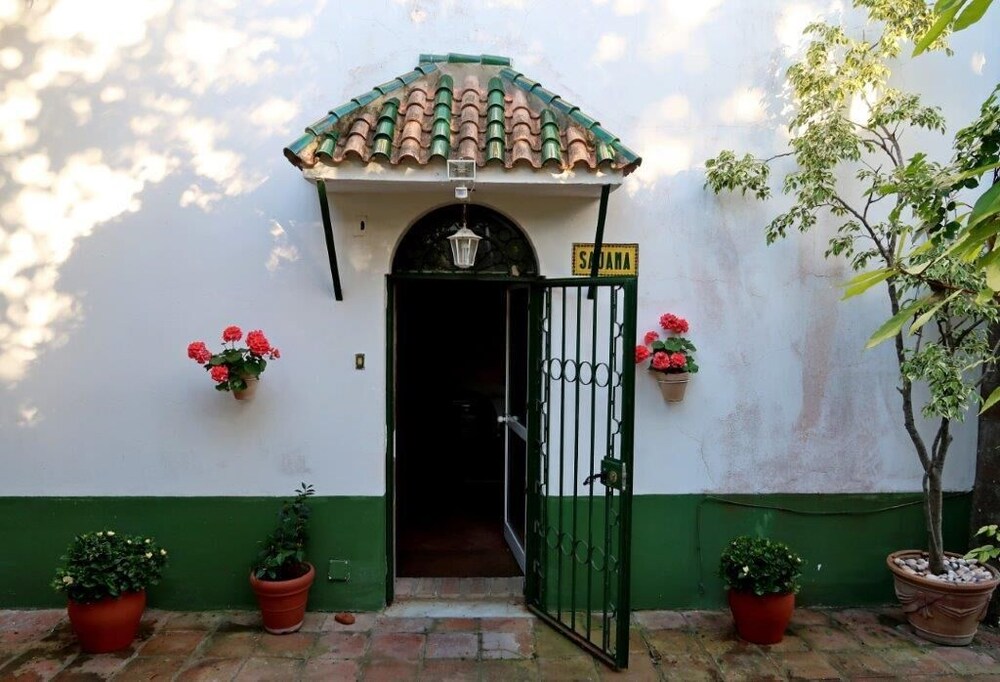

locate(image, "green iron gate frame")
[[525, 276, 637, 670]]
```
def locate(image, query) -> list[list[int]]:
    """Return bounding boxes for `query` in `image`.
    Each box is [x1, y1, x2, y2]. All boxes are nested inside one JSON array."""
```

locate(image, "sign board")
[[571, 243, 639, 277]]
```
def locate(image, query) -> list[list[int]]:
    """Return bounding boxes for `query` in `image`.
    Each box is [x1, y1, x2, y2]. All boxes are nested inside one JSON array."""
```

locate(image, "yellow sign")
[[571, 243, 638, 276]]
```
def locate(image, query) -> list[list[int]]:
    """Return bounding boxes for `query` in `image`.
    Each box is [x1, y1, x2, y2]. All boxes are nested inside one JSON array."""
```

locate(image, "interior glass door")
[[503, 286, 530, 572]]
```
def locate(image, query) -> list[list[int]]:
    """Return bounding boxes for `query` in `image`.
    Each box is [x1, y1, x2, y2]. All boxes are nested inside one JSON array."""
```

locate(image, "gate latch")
[[582, 457, 626, 491]]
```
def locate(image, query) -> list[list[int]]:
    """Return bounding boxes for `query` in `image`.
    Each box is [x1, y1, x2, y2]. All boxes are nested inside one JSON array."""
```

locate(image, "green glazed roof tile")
[[570, 110, 600, 130], [550, 98, 580, 117], [306, 114, 338, 136], [374, 78, 406, 95], [316, 133, 339, 160], [351, 91, 380, 107], [330, 102, 360, 120], [532, 86, 558, 104], [284, 53, 641, 174]]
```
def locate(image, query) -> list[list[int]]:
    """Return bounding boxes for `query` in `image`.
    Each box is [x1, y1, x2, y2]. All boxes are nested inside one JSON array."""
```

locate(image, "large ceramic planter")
[[887, 550, 1000, 646], [67, 591, 146, 653], [249, 563, 315, 634], [728, 589, 795, 645], [654, 371, 689, 402]]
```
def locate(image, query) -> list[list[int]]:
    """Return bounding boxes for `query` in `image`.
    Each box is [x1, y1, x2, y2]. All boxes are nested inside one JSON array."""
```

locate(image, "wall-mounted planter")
[[234, 376, 259, 401], [654, 372, 689, 402]]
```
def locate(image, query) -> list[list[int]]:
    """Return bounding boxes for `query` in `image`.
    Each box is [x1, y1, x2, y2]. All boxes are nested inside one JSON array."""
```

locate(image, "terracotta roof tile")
[[283, 53, 641, 176]]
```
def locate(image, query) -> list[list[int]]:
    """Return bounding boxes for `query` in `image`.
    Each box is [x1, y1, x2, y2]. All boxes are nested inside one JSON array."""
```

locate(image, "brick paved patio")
[[3, 605, 1000, 680]]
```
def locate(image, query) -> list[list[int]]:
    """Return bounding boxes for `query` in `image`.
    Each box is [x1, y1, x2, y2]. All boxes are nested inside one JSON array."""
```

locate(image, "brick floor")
[[2, 606, 1000, 679]]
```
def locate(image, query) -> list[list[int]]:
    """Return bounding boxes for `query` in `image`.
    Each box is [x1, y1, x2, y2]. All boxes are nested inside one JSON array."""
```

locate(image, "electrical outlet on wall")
[[328, 559, 351, 582]]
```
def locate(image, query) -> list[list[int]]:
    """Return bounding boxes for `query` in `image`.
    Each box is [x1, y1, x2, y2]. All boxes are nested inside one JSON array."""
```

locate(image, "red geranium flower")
[[635, 345, 651, 363], [643, 330, 659, 345], [187, 341, 211, 364], [246, 330, 270, 355], [669, 352, 687, 368], [222, 326, 243, 342], [651, 352, 670, 371], [659, 313, 689, 334], [269, 348, 281, 359], [210, 365, 229, 383]]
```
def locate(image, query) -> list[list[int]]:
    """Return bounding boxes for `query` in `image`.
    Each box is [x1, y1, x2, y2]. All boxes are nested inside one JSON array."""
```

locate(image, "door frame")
[[384, 273, 540, 605]]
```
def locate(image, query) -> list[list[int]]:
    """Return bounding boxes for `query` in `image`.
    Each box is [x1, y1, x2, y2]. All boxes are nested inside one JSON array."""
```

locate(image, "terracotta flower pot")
[[654, 371, 689, 402], [67, 591, 146, 653], [727, 589, 795, 645], [234, 376, 259, 400], [249, 563, 315, 634], [886, 550, 1000, 646]]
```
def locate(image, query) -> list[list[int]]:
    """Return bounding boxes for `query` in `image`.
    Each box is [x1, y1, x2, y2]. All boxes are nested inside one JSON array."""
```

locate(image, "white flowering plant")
[[52, 530, 168, 604], [719, 536, 803, 596]]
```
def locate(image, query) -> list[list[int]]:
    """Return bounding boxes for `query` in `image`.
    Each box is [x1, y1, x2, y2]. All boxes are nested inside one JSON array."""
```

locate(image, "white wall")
[[1, 0, 996, 496]]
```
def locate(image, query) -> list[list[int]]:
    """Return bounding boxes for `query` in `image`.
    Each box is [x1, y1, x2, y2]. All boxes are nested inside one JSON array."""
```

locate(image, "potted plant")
[[52, 530, 168, 653], [720, 536, 803, 645], [187, 325, 281, 400], [704, 0, 1000, 646], [249, 483, 316, 634], [634, 313, 699, 402]]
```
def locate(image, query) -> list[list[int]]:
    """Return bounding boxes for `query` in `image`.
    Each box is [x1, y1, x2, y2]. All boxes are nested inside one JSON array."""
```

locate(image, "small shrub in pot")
[[249, 483, 316, 634], [720, 536, 803, 644], [52, 530, 168, 652]]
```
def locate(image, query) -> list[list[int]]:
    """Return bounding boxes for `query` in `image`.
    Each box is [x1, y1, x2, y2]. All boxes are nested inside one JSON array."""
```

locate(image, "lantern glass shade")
[[447, 225, 482, 269]]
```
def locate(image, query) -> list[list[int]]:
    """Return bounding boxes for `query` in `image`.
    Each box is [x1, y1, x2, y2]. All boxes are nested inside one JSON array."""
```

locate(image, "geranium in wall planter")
[[635, 313, 698, 402], [52, 531, 168, 653], [188, 326, 280, 400]]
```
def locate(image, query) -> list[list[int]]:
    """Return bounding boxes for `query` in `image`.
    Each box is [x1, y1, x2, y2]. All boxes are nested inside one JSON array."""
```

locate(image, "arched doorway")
[[390, 205, 538, 582]]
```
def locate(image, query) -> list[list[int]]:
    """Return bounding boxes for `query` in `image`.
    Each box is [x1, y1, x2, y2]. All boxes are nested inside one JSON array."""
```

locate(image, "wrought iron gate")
[[524, 277, 636, 670]]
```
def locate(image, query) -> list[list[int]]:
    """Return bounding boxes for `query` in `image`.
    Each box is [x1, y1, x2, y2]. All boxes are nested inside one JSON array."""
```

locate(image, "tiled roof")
[[284, 53, 641, 176]]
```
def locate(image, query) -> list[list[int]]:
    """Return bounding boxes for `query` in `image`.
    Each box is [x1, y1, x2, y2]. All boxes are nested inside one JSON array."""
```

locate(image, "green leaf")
[[913, 1, 964, 55], [969, 181, 1000, 229], [954, 0, 993, 29], [842, 268, 893, 299], [988, 258, 1000, 292], [908, 292, 958, 335], [981, 386, 1000, 414], [866, 297, 931, 349]]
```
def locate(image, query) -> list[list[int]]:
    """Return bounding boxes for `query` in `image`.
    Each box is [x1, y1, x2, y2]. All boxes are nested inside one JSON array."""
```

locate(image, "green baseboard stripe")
[[629, 493, 973, 609], [0, 493, 971, 610], [0, 497, 385, 611]]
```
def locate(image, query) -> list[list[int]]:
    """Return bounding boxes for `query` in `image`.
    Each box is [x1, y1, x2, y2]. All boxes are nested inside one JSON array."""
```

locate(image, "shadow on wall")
[[0, 0, 322, 388]]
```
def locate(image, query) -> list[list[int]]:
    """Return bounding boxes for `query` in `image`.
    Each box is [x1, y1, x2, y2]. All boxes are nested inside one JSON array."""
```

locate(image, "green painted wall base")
[[0, 497, 385, 611], [630, 493, 972, 609], [0, 493, 971, 611]]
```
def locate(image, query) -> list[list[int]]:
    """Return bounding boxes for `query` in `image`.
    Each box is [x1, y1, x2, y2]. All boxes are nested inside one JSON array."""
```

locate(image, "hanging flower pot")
[[635, 313, 698, 403], [233, 375, 259, 401], [187, 326, 280, 401], [654, 371, 689, 402]]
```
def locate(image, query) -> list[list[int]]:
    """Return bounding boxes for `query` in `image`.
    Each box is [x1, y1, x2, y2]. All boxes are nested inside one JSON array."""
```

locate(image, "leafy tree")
[[913, 0, 995, 55], [705, 0, 999, 574]]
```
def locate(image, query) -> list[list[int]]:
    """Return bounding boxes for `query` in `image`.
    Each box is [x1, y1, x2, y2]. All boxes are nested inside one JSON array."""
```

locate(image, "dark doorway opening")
[[395, 279, 523, 578]]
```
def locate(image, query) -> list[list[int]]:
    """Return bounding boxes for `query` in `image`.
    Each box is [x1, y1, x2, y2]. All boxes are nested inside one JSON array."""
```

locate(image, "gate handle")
[[582, 472, 604, 486]]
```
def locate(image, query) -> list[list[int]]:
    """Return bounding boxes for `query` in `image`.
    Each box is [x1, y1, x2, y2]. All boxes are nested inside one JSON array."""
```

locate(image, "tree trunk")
[[927, 464, 946, 575]]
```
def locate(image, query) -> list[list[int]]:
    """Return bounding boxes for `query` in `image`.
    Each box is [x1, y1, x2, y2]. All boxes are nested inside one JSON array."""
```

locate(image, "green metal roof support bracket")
[[316, 180, 343, 301], [587, 184, 611, 300]]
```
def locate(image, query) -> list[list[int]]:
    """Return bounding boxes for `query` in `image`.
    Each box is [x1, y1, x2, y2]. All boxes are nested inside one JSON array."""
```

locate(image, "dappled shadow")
[[0, 0, 321, 384]]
